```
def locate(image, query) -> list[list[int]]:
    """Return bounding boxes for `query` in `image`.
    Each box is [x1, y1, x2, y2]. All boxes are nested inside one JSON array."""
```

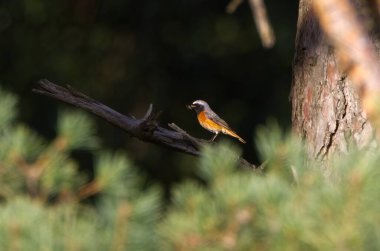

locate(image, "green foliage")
[[1, 87, 380, 250], [160, 124, 380, 250], [95, 152, 138, 198], [0, 104, 92, 200], [0, 198, 99, 251], [197, 142, 240, 181], [0, 88, 17, 131], [57, 110, 99, 150], [255, 120, 306, 180], [0, 88, 161, 250]]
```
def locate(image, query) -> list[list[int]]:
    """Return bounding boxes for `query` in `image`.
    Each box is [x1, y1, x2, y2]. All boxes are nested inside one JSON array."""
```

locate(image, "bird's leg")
[[210, 133, 218, 142]]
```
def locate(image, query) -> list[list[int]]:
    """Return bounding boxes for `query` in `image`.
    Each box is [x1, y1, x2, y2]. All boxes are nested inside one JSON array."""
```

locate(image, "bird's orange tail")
[[223, 128, 246, 144]]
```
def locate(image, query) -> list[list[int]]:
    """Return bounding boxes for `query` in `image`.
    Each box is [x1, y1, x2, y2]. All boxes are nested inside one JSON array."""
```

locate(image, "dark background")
[[0, 0, 298, 194]]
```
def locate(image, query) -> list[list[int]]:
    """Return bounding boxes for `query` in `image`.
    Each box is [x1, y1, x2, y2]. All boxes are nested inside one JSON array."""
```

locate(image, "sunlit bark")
[[291, 0, 380, 160]]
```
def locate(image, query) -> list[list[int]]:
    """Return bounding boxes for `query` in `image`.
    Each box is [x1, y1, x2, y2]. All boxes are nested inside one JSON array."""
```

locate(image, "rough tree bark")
[[291, 0, 379, 161]]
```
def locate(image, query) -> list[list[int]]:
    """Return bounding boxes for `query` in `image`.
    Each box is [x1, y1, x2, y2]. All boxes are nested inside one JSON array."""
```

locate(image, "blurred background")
[[0, 0, 298, 195]]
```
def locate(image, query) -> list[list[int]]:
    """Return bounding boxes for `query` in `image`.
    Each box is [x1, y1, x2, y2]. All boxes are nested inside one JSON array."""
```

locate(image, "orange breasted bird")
[[187, 100, 246, 143]]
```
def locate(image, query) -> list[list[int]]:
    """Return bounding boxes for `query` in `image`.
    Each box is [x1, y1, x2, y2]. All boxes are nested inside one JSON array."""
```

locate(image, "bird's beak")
[[187, 104, 195, 110]]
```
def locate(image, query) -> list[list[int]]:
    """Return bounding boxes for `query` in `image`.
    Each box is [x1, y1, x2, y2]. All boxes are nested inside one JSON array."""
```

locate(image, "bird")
[[187, 100, 246, 143]]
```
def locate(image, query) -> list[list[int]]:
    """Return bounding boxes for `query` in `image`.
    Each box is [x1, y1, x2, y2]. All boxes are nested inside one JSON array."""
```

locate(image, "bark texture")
[[291, 0, 379, 160]]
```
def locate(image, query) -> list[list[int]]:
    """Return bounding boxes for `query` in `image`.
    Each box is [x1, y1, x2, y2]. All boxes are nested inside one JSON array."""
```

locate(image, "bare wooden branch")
[[33, 79, 258, 170], [168, 123, 205, 148], [226, 0, 275, 48], [226, 0, 244, 13], [248, 0, 276, 48], [377, 0, 380, 14]]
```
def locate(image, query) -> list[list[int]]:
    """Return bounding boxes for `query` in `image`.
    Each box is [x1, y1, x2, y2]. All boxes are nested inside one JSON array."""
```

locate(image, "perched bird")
[[187, 100, 246, 143]]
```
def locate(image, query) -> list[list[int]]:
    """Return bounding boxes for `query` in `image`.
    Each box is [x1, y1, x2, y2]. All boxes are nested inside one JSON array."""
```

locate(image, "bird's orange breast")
[[197, 111, 223, 132]]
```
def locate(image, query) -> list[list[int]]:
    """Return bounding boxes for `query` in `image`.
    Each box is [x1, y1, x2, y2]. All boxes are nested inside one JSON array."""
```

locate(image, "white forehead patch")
[[192, 100, 208, 106]]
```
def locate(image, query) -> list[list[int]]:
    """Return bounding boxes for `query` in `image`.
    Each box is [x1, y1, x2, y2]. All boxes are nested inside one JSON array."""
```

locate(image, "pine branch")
[[33, 79, 258, 169]]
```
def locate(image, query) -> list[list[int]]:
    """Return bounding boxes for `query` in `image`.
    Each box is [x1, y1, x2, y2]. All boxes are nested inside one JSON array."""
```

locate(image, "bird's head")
[[187, 100, 209, 114]]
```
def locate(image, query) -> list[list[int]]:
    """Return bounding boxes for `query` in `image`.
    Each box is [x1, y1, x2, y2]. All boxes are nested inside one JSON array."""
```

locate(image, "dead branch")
[[248, 0, 275, 48], [226, 0, 244, 13], [226, 0, 275, 48], [33, 79, 258, 170]]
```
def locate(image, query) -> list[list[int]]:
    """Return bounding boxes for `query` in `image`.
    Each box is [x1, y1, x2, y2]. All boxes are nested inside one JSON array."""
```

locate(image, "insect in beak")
[[186, 104, 195, 110]]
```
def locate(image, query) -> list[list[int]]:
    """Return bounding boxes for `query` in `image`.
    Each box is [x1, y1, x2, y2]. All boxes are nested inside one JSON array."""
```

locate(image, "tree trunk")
[[291, 0, 379, 160]]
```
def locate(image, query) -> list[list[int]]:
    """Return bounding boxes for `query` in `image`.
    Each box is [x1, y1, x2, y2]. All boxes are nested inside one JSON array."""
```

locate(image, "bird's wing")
[[206, 110, 231, 129]]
